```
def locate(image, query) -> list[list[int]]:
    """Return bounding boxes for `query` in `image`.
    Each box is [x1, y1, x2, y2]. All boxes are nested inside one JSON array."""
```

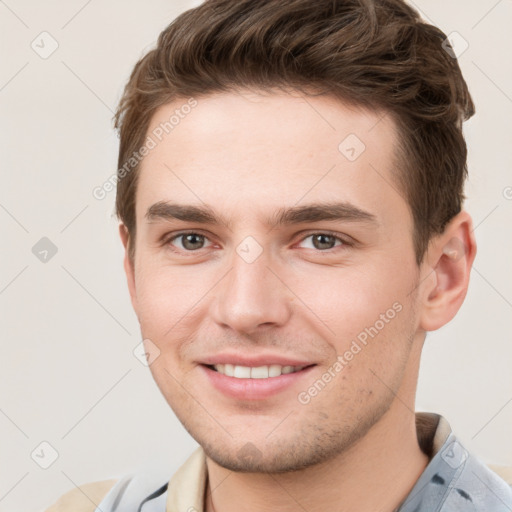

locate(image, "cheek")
[[133, 260, 221, 354], [293, 262, 411, 342], [134, 264, 189, 336]]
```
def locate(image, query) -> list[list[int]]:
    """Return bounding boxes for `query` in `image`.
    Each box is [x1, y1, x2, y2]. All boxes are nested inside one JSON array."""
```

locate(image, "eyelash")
[[162, 230, 353, 254]]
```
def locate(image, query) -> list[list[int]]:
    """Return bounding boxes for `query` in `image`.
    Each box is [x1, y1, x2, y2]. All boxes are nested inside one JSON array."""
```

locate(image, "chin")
[[204, 442, 327, 473], [197, 427, 361, 474]]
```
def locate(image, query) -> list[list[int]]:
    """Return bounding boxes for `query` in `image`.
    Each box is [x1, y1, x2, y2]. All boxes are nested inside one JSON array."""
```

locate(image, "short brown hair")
[[114, 0, 475, 265]]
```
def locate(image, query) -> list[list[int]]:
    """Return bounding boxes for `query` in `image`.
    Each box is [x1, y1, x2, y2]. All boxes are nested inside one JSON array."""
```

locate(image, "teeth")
[[234, 365, 251, 378], [268, 364, 282, 377], [250, 366, 268, 379], [212, 364, 305, 378]]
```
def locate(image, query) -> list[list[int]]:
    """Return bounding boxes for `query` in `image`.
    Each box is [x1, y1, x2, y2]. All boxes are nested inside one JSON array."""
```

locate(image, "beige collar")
[[165, 445, 208, 512]]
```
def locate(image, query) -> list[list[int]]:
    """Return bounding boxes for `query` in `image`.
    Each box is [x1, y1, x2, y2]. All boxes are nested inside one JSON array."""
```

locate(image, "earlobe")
[[119, 223, 138, 310], [419, 211, 477, 331]]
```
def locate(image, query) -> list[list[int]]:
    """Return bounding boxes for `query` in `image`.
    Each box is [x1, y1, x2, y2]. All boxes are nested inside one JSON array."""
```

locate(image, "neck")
[[204, 403, 429, 512]]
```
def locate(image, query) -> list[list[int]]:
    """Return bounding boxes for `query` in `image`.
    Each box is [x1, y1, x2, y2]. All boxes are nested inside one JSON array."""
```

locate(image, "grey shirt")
[[396, 414, 512, 511]]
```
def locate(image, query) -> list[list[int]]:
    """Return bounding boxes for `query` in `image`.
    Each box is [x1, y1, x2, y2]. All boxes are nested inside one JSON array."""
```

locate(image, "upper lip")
[[200, 353, 315, 367]]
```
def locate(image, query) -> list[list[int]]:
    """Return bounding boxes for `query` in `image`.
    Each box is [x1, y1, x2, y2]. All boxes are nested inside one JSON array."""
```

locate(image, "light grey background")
[[0, 1, 511, 510]]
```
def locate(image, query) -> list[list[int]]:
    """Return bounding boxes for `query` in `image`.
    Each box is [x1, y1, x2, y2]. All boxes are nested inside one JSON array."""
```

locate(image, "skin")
[[120, 89, 477, 512]]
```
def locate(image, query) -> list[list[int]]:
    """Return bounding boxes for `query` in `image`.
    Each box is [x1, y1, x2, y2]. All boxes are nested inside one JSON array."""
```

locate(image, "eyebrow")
[[145, 201, 379, 229]]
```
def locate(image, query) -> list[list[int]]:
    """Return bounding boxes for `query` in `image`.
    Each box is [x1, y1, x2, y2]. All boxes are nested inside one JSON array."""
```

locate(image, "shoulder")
[[45, 473, 170, 512], [44, 479, 118, 512], [447, 453, 512, 510]]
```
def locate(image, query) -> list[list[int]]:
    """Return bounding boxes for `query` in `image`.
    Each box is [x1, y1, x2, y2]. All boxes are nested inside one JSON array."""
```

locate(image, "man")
[[46, 0, 512, 510]]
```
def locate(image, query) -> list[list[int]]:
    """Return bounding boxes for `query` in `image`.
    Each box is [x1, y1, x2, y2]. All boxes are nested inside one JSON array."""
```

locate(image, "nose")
[[211, 248, 293, 335]]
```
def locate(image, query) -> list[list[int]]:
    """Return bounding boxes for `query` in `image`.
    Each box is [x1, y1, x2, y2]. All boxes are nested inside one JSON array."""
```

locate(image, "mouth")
[[200, 362, 317, 400], [205, 363, 313, 379]]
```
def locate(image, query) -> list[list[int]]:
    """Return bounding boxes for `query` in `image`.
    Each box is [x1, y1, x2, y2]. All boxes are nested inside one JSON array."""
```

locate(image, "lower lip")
[[200, 364, 316, 400]]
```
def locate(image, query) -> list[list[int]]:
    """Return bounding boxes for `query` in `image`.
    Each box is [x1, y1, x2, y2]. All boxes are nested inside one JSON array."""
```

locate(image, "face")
[[124, 89, 429, 473]]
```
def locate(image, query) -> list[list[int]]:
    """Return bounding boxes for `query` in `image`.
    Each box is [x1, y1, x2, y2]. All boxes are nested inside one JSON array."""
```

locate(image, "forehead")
[[136, 90, 407, 227], [145, 90, 395, 157]]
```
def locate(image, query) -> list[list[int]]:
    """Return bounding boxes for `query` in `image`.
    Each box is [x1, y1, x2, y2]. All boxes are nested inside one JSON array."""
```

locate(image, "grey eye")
[[300, 234, 342, 250], [174, 233, 208, 250]]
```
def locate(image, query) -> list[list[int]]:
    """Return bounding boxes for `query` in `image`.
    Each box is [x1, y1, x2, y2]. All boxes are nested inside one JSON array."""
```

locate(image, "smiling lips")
[[200, 358, 317, 400]]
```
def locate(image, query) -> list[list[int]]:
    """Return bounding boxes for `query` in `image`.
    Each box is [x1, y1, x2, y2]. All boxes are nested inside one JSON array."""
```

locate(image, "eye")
[[167, 232, 214, 251], [298, 232, 348, 251]]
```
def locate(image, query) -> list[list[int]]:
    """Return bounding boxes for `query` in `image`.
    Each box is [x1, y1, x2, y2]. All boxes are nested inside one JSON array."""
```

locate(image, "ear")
[[418, 210, 477, 331], [119, 223, 138, 311]]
